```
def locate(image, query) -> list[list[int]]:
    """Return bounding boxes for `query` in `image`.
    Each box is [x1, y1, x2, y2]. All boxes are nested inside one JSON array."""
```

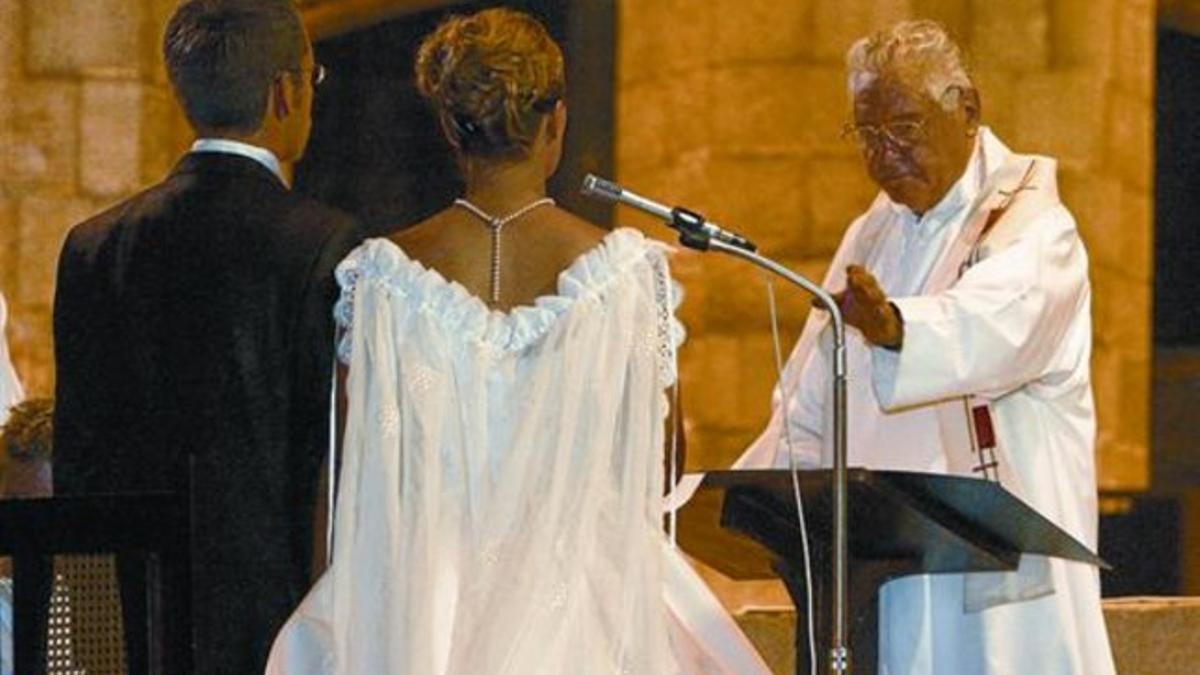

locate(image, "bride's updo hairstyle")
[[415, 8, 565, 160]]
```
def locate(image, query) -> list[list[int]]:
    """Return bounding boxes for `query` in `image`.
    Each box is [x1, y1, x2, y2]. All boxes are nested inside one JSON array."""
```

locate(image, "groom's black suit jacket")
[[52, 152, 362, 674]]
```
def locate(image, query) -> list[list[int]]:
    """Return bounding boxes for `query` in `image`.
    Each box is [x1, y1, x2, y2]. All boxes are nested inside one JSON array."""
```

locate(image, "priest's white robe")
[[737, 128, 1116, 675]]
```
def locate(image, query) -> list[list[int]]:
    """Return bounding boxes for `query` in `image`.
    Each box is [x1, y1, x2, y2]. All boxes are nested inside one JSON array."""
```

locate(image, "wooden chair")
[[0, 494, 191, 675]]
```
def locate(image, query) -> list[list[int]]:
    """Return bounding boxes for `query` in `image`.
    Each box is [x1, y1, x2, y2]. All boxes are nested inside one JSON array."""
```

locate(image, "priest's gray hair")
[[846, 20, 974, 110]]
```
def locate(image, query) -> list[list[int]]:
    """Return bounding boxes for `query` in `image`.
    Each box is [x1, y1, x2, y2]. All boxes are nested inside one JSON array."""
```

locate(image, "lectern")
[[678, 469, 1107, 675]]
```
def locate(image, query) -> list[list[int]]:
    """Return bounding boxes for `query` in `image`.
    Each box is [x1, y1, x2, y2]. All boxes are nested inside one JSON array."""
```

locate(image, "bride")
[[267, 9, 770, 674]]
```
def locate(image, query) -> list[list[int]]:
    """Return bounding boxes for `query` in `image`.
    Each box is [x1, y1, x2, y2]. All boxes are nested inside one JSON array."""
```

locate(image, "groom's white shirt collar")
[[190, 138, 287, 187]]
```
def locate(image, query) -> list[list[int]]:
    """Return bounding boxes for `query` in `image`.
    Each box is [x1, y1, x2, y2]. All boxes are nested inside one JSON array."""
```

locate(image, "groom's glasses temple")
[[281, 63, 328, 88]]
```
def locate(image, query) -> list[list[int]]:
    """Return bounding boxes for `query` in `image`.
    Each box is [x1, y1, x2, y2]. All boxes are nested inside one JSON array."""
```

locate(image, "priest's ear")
[[946, 85, 981, 135]]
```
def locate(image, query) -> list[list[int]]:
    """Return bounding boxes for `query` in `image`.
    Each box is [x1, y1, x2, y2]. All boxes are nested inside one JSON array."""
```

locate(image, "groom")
[[52, 1, 361, 672]]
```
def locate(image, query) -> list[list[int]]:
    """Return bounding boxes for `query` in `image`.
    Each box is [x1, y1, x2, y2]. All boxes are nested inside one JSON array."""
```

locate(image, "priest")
[[737, 19, 1116, 675]]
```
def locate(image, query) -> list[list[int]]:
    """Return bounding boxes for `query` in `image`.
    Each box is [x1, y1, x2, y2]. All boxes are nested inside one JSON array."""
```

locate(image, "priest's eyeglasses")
[[840, 119, 926, 149]]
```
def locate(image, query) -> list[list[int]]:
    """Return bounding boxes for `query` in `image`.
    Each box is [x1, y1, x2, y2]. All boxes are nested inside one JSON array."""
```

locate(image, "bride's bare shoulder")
[[549, 208, 608, 247], [385, 210, 463, 262]]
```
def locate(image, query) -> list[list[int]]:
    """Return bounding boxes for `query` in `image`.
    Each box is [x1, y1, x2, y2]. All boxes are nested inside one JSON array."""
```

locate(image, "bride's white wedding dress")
[[266, 228, 770, 674]]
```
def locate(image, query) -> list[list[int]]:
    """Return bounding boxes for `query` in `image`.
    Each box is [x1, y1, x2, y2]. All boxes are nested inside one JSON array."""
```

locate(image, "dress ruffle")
[[334, 227, 685, 364]]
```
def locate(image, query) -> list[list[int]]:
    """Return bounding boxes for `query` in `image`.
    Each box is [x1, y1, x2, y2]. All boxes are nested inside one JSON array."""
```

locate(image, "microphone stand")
[[676, 220, 851, 674]]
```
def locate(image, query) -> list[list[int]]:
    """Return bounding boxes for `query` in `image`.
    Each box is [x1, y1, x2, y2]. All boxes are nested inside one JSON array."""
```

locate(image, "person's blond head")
[[415, 8, 565, 159], [0, 398, 54, 498]]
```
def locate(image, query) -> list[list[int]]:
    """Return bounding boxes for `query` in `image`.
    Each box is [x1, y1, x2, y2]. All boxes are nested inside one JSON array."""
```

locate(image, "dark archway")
[[1145, 25, 1200, 596], [1154, 28, 1200, 347]]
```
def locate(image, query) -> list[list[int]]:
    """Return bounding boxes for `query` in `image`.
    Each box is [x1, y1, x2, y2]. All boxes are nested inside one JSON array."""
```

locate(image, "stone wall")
[[616, 0, 1154, 491], [0, 0, 191, 396], [0, 0, 1157, 493]]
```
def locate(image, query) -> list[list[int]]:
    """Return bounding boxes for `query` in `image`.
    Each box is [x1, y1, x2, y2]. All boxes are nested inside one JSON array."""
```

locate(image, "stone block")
[[616, 2, 658, 86], [786, 256, 834, 295], [807, 155, 876, 256], [617, 70, 712, 172], [681, 335, 803, 464], [1012, 69, 1105, 171], [701, 253, 820, 340], [1090, 264, 1149, 358], [969, 0, 1049, 72], [166, 90, 197, 156], [752, 255, 824, 340], [1059, 170, 1123, 272], [1090, 343, 1148, 490], [732, 331, 795, 427], [692, 251, 819, 328], [140, 85, 186, 182], [0, 0, 21, 75], [1118, 188, 1152, 285], [706, 0, 810, 64], [812, 0, 911, 64], [668, 251, 710, 330], [1090, 343, 1121, 435], [1111, 0, 1154, 100], [1103, 280, 1151, 362], [1049, 0, 1116, 68], [1105, 91, 1153, 192], [694, 253, 771, 330], [743, 264, 810, 336], [6, 306, 53, 397], [0, 197, 16, 293], [0, 81, 79, 196], [695, 156, 808, 257], [1089, 271, 1117, 353], [16, 196, 95, 307], [81, 80, 146, 198], [27, 0, 144, 76], [1090, 268, 1149, 372], [1095, 439, 1149, 491], [1103, 597, 1200, 674], [0, 80, 12, 192], [911, 0, 969, 43], [615, 151, 713, 235], [682, 426, 756, 470], [1095, 435, 1149, 491], [709, 64, 849, 157], [1116, 353, 1151, 445], [681, 333, 748, 430], [149, 0, 180, 86], [723, 428, 761, 466], [618, 0, 712, 85], [971, 68, 1017, 143]]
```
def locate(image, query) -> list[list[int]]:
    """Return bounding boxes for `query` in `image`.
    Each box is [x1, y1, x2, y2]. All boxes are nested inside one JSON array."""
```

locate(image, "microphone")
[[581, 174, 757, 252]]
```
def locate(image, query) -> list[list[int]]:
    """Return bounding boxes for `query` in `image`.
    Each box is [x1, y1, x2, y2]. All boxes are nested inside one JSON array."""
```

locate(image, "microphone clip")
[[669, 207, 714, 252]]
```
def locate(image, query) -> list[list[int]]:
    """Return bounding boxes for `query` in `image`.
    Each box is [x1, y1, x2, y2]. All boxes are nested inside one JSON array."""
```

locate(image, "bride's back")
[[394, 4, 611, 310], [391, 205, 606, 311]]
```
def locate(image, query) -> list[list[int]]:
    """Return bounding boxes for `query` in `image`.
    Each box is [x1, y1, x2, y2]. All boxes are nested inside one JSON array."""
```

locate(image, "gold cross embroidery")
[[961, 160, 1040, 274]]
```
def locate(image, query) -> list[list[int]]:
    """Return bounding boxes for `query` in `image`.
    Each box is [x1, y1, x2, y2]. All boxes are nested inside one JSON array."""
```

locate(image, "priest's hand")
[[833, 265, 904, 349]]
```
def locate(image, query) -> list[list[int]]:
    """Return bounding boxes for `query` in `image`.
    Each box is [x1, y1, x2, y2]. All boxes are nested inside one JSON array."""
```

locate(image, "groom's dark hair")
[[164, 0, 306, 134]]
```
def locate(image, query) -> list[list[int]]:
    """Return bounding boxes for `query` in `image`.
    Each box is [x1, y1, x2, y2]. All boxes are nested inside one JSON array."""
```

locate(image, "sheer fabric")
[[0, 292, 24, 425], [268, 228, 768, 674]]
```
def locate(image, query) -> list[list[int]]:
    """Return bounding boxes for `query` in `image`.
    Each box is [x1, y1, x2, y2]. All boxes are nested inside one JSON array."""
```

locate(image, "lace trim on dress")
[[649, 247, 686, 389], [333, 228, 685, 364]]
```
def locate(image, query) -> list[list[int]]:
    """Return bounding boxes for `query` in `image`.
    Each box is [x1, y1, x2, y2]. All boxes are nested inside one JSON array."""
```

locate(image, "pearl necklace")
[[453, 196, 556, 305]]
